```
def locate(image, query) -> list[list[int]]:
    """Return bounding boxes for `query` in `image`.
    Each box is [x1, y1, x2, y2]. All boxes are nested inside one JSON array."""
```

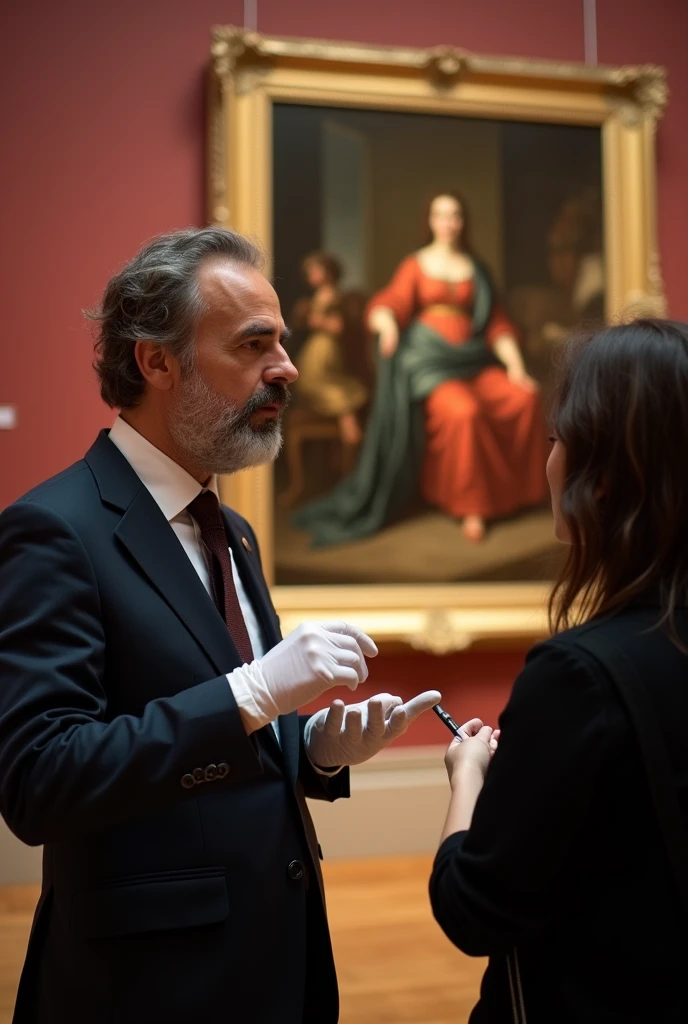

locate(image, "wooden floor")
[[325, 856, 485, 1023], [0, 856, 484, 1023]]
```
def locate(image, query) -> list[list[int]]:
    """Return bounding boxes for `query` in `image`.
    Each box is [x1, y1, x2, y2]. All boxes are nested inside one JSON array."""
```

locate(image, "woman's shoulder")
[[521, 629, 603, 691], [513, 619, 649, 723], [497, 629, 613, 752], [400, 252, 423, 271], [527, 619, 624, 674], [523, 610, 677, 700]]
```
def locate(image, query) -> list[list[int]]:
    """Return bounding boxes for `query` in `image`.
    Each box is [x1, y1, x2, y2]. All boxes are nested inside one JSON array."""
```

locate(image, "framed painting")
[[207, 28, 666, 650]]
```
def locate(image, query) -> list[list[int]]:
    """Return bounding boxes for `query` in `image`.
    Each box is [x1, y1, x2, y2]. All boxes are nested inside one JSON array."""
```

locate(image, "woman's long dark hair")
[[549, 318, 688, 643]]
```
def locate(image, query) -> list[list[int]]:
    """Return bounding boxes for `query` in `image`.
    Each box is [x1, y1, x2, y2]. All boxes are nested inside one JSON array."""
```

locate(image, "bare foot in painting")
[[462, 515, 486, 543]]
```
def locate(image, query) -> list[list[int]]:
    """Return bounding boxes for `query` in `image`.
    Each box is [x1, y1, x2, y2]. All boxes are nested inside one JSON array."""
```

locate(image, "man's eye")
[[243, 340, 261, 351]]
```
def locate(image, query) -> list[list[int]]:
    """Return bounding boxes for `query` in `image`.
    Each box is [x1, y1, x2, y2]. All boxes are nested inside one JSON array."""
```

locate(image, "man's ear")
[[134, 340, 176, 392]]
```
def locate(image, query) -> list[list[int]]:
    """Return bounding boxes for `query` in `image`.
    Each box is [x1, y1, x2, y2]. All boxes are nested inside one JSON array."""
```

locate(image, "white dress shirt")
[[108, 415, 279, 742]]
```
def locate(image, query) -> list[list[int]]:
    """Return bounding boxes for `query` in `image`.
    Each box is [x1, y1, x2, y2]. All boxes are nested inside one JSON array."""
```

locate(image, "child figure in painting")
[[292, 251, 344, 336], [295, 301, 368, 446]]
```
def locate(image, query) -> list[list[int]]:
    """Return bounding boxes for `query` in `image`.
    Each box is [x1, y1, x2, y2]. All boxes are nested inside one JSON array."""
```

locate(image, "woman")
[[295, 192, 548, 546], [430, 319, 688, 1022]]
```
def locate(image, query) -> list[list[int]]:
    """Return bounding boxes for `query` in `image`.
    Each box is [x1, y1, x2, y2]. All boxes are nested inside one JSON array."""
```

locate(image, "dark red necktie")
[[188, 490, 255, 665]]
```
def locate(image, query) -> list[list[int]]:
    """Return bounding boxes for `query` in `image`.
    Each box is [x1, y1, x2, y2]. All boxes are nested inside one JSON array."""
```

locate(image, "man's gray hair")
[[88, 227, 265, 409]]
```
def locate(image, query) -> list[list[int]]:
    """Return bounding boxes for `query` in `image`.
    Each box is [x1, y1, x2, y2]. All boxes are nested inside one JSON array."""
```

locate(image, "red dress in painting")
[[368, 256, 549, 520]]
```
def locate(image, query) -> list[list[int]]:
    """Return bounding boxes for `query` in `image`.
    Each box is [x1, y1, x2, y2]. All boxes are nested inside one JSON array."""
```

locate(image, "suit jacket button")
[[217, 763, 230, 778], [204, 764, 218, 782], [192, 767, 205, 784], [287, 860, 305, 882], [181, 774, 195, 789]]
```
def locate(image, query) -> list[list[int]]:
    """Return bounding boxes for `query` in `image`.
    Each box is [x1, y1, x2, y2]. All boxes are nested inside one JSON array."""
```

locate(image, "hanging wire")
[[584, 0, 598, 66]]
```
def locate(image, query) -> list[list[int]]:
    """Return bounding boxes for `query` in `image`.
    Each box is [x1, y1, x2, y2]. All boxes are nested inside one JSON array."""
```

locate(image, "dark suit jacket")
[[0, 430, 349, 1024], [430, 599, 688, 1023]]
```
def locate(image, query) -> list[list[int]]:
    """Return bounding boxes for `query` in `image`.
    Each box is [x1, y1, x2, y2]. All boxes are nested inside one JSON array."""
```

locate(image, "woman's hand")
[[379, 323, 399, 358], [507, 367, 539, 393], [439, 720, 500, 839], [368, 307, 399, 358], [493, 335, 539, 392], [444, 719, 500, 785]]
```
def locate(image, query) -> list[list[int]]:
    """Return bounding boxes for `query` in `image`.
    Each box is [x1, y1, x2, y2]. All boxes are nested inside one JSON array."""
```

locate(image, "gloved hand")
[[228, 621, 378, 728], [304, 689, 442, 768]]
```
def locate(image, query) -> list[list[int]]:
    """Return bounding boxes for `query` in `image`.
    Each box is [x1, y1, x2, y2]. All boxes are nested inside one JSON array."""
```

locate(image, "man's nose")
[[265, 349, 298, 384]]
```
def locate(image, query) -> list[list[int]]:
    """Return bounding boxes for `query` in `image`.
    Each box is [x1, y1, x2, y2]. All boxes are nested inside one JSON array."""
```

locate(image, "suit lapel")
[[115, 488, 242, 675], [85, 430, 241, 676], [221, 511, 281, 650]]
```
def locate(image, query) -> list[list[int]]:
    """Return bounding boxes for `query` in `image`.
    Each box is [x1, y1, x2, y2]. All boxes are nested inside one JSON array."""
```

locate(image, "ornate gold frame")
[[207, 27, 667, 651]]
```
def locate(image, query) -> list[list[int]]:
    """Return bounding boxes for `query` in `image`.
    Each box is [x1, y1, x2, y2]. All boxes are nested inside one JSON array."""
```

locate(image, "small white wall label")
[[0, 406, 17, 429]]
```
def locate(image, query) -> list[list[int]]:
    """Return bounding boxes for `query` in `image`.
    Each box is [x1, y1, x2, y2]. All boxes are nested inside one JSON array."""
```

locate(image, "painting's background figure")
[[295, 301, 368, 447], [540, 187, 605, 346], [279, 253, 371, 508], [291, 251, 343, 339], [509, 186, 605, 392]]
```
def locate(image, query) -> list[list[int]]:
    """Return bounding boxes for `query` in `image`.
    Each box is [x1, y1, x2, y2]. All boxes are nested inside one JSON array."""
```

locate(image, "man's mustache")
[[240, 383, 291, 422]]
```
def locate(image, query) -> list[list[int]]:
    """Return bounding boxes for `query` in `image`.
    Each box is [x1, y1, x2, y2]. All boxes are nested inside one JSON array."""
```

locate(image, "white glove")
[[228, 621, 378, 730], [305, 689, 442, 768]]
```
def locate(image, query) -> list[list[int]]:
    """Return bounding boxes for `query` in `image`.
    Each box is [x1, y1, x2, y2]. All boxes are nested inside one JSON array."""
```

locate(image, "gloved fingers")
[[323, 631, 365, 658], [387, 704, 410, 738], [321, 621, 378, 658], [307, 706, 328, 730], [365, 696, 387, 737], [322, 700, 346, 736], [386, 690, 441, 739], [334, 666, 365, 691], [330, 646, 369, 683], [398, 690, 442, 723], [321, 635, 369, 683], [342, 705, 364, 743], [375, 693, 403, 715], [367, 693, 402, 732]]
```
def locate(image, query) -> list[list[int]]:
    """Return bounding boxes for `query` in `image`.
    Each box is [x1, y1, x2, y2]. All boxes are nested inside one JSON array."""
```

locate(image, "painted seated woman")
[[295, 192, 549, 546]]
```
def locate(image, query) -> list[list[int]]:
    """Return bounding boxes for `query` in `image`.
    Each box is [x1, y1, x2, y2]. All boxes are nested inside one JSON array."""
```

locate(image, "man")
[[0, 228, 440, 1024]]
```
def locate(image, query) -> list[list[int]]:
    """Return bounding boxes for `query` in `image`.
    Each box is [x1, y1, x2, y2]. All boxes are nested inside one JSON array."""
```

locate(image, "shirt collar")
[[108, 415, 219, 522]]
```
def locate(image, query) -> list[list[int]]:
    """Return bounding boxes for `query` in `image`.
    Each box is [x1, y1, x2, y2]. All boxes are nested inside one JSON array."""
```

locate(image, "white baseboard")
[[0, 746, 448, 883]]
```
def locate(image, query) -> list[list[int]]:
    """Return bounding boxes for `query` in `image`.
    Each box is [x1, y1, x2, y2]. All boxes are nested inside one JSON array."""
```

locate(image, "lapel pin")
[[241, 536, 252, 554]]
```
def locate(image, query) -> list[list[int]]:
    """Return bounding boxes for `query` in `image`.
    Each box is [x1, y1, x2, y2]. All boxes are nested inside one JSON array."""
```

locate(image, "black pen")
[[432, 703, 464, 741]]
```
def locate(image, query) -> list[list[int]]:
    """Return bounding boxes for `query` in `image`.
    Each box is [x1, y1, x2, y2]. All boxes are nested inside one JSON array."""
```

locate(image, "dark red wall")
[[301, 649, 528, 746], [2, 0, 686, 740]]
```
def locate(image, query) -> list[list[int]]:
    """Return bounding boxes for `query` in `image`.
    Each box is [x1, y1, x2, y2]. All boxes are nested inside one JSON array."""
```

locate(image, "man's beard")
[[169, 367, 289, 476]]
